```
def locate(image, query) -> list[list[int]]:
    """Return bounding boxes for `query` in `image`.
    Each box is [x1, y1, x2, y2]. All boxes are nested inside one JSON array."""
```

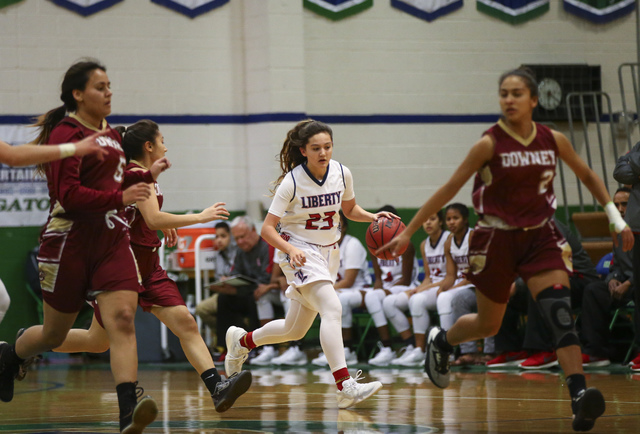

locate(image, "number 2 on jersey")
[[538, 169, 554, 195], [305, 211, 336, 230]]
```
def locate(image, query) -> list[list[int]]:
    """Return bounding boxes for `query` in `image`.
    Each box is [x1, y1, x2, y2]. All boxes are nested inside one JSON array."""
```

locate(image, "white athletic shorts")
[[277, 237, 340, 308]]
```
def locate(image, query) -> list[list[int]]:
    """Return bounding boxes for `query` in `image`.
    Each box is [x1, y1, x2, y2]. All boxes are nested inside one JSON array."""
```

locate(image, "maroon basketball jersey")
[[126, 161, 163, 249], [472, 120, 558, 228], [45, 115, 127, 220]]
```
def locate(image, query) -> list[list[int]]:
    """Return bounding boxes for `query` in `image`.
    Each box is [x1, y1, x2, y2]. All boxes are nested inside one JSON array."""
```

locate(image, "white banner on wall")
[[0, 125, 50, 228]]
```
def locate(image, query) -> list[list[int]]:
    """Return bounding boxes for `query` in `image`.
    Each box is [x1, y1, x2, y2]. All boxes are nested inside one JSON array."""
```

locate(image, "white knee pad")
[[409, 293, 430, 334], [256, 298, 275, 321], [383, 292, 410, 333], [338, 290, 362, 328], [364, 289, 387, 328], [364, 289, 385, 313], [437, 290, 459, 331]]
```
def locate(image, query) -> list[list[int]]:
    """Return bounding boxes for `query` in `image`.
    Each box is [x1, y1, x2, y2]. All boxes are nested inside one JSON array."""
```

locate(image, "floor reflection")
[[0, 364, 639, 433]]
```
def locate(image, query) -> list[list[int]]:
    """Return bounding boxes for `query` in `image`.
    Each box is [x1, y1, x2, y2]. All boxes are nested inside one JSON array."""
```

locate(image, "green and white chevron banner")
[[0, 0, 23, 8], [477, 0, 550, 24], [391, 0, 464, 22], [304, 0, 374, 21], [563, 0, 635, 24], [49, 0, 123, 16]]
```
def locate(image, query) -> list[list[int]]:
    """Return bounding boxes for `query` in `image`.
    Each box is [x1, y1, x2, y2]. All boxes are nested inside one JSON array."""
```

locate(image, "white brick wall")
[[1, 0, 638, 213]]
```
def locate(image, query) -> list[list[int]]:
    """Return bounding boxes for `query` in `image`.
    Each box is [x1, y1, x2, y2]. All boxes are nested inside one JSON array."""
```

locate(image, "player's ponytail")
[[272, 119, 333, 192], [33, 106, 67, 148], [116, 119, 160, 163]]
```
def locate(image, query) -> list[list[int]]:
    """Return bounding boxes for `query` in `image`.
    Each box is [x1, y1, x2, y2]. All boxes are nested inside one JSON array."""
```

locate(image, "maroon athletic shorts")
[[467, 220, 572, 304], [38, 217, 142, 313]]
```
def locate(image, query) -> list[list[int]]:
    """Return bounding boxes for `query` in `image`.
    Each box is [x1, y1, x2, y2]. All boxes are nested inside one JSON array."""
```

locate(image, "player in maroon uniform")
[[52, 119, 252, 413], [0, 60, 170, 434], [379, 67, 633, 432], [0, 132, 108, 329]]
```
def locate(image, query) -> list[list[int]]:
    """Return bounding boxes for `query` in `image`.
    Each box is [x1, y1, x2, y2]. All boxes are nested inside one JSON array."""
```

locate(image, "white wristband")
[[605, 202, 627, 233], [59, 143, 76, 159]]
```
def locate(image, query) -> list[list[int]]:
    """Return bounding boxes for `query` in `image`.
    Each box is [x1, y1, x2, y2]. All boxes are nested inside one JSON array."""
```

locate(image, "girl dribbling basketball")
[[224, 119, 393, 408]]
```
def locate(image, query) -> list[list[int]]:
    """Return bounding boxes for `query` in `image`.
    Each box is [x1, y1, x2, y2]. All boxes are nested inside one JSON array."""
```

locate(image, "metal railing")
[[618, 62, 639, 152]]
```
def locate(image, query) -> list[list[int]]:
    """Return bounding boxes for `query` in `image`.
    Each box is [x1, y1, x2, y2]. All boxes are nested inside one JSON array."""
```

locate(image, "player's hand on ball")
[[368, 217, 407, 259], [373, 211, 399, 222], [377, 232, 410, 259], [288, 247, 306, 268]]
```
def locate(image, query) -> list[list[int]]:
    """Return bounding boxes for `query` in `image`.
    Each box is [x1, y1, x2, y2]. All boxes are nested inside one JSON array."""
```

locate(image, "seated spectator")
[[613, 139, 640, 370], [581, 187, 634, 367], [195, 221, 238, 345], [364, 205, 420, 366], [312, 211, 372, 366], [210, 216, 274, 354]]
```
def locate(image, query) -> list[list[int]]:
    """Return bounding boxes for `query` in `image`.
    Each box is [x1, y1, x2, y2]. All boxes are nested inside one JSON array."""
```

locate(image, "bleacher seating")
[[571, 212, 613, 264]]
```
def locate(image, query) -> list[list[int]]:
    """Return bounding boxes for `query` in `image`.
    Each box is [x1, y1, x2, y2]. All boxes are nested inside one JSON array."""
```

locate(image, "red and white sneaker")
[[630, 363, 640, 373], [628, 354, 640, 367], [581, 353, 610, 368], [518, 351, 558, 370], [486, 351, 529, 368]]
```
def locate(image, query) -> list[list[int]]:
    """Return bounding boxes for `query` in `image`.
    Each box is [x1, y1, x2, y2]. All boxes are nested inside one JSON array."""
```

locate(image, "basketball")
[[365, 217, 407, 260]]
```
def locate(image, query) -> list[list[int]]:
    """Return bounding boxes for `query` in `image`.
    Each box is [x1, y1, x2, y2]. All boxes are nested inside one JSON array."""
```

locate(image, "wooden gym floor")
[[1, 361, 639, 433]]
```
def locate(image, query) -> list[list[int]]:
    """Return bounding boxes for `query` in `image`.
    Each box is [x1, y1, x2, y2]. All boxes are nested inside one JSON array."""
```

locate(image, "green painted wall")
[[0, 226, 42, 341]]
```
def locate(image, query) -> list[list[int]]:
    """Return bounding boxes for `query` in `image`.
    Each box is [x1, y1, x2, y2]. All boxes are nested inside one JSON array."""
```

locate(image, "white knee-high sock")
[[253, 300, 316, 346], [300, 281, 347, 372]]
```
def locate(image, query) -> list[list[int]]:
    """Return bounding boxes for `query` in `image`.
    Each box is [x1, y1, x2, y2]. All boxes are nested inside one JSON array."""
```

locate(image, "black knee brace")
[[536, 285, 580, 349]]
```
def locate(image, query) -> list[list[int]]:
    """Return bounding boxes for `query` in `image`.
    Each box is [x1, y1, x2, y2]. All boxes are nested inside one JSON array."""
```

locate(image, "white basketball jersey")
[[449, 228, 471, 283], [377, 255, 420, 290], [424, 230, 450, 283], [337, 234, 372, 290], [268, 160, 355, 246]]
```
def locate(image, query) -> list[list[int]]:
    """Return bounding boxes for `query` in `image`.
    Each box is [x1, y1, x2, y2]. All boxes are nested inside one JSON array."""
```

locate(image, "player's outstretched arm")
[[377, 136, 494, 257], [0, 130, 108, 167]]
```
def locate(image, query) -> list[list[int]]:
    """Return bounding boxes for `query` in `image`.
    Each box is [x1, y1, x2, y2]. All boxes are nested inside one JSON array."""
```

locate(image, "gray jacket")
[[613, 140, 640, 232], [606, 234, 634, 287]]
